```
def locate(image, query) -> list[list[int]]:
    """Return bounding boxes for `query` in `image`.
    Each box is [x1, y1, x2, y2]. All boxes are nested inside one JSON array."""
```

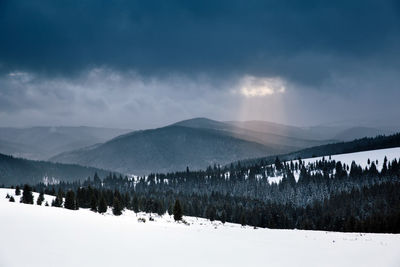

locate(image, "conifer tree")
[[206, 205, 216, 221], [240, 213, 246, 226], [90, 193, 98, 212], [21, 184, 34, 204], [64, 190, 77, 210], [275, 157, 283, 171], [221, 210, 227, 224], [52, 189, 64, 207], [15, 186, 21, 196], [112, 196, 122, 216], [9, 196, 15, 202], [98, 195, 107, 214], [37, 191, 45, 205], [131, 195, 139, 213], [173, 199, 183, 221]]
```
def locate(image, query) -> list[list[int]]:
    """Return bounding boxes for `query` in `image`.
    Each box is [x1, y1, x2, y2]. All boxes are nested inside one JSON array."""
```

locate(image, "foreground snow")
[[1, 188, 399, 267]]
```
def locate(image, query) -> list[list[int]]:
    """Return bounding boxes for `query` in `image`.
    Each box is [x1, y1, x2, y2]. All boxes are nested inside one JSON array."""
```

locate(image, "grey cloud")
[[0, 1, 399, 128], [0, 0, 399, 87]]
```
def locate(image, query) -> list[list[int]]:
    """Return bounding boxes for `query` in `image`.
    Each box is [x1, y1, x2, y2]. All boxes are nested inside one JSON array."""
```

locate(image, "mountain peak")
[[172, 117, 228, 129]]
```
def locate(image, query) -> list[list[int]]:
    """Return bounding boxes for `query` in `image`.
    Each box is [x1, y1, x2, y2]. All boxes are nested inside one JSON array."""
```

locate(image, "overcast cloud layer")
[[0, 0, 399, 129]]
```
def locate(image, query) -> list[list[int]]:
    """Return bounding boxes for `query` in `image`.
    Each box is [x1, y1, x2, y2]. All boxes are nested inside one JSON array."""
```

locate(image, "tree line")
[[11, 155, 400, 233]]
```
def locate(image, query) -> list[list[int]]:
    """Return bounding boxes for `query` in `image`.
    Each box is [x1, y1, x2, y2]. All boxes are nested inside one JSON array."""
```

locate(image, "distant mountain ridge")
[[49, 118, 398, 175], [0, 126, 131, 160], [174, 118, 334, 151], [0, 153, 113, 186], [1, 118, 399, 185], [50, 124, 279, 174]]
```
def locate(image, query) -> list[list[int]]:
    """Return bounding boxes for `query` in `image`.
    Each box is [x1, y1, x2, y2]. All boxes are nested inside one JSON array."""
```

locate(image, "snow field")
[[1, 188, 399, 267]]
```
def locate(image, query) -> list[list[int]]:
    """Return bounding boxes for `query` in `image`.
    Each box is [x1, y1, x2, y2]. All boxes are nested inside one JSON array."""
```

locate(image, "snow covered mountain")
[[1, 188, 399, 267]]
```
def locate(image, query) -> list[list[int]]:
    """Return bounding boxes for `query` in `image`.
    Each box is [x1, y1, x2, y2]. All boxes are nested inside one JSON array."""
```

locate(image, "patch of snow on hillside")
[[267, 147, 400, 184], [301, 147, 400, 171]]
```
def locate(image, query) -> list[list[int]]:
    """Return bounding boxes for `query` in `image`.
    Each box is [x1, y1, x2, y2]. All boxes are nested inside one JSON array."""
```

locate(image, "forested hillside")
[[31, 148, 400, 233], [50, 125, 280, 174], [0, 153, 112, 185], [241, 133, 400, 167]]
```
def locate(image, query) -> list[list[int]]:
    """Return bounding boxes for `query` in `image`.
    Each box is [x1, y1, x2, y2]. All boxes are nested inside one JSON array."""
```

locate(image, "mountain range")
[[0, 118, 399, 185], [48, 118, 398, 174]]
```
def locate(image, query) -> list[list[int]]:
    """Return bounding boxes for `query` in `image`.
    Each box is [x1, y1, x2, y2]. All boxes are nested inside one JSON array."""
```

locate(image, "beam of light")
[[240, 75, 286, 97], [233, 75, 288, 125]]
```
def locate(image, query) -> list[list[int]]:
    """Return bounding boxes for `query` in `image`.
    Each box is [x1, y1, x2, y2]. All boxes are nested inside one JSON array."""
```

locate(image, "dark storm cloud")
[[1, 0, 399, 85]]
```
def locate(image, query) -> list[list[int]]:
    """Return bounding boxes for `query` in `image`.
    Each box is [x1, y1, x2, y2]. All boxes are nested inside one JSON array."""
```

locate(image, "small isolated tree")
[[98, 195, 107, 214], [9, 196, 15, 202], [64, 190, 77, 210], [15, 186, 21, 196], [173, 199, 183, 221], [21, 184, 34, 204], [37, 191, 45, 205], [112, 197, 122, 216]]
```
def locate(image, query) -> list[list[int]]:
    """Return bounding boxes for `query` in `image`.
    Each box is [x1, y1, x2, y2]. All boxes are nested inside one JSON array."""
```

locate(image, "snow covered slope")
[[268, 147, 400, 184], [1, 188, 400, 267], [300, 147, 400, 170]]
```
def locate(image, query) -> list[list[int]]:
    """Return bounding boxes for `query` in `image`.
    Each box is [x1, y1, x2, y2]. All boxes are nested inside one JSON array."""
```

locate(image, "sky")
[[0, 0, 399, 129]]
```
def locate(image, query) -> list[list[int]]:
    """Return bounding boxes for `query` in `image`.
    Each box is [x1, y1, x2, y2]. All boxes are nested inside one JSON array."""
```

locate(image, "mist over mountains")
[[0, 117, 399, 185], [0, 126, 131, 160], [48, 118, 398, 175]]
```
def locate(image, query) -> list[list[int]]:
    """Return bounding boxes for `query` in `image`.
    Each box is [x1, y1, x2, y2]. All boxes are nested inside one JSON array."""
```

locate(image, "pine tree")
[[132, 195, 139, 213], [9, 196, 15, 202], [93, 172, 101, 185], [275, 157, 283, 171], [112, 197, 122, 216], [37, 191, 45, 205], [64, 190, 77, 210], [206, 205, 216, 221], [382, 156, 388, 176], [52, 189, 64, 207], [98, 195, 107, 214], [21, 184, 34, 204], [90, 193, 98, 212], [15, 186, 21, 196], [240, 213, 246, 226], [173, 199, 183, 221], [221, 210, 227, 224]]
